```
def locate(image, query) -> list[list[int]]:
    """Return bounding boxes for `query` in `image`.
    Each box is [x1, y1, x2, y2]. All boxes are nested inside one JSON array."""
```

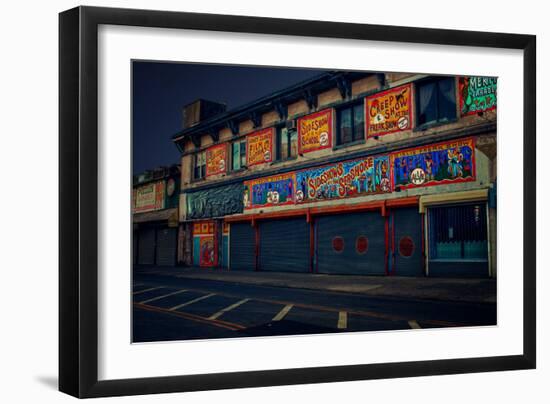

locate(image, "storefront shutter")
[[137, 227, 156, 265], [229, 222, 256, 271], [155, 227, 177, 266]]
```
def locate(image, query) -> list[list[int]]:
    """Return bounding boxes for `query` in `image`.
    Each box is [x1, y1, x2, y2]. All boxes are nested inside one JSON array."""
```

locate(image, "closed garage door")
[[137, 227, 156, 265], [156, 227, 177, 266], [230, 222, 256, 271], [392, 208, 423, 276], [259, 218, 310, 273], [316, 212, 386, 275]]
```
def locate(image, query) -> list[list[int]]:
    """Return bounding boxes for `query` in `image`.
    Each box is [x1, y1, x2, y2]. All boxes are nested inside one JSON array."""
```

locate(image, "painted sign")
[[366, 84, 412, 137], [246, 128, 273, 166], [297, 109, 333, 154], [192, 221, 217, 267], [295, 156, 391, 204], [134, 181, 165, 213], [243, 172, 295, 210], [391, 138, 476, 190], [459, 76, 497, 116], [205, 143, 227, 176]]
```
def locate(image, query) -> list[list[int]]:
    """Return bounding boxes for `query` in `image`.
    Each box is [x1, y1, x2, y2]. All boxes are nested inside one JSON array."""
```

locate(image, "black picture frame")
[[59, 6, 536, 398]]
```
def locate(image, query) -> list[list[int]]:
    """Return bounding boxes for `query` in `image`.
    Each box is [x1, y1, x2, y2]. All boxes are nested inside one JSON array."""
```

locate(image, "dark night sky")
[[132, 62, 328, 174]]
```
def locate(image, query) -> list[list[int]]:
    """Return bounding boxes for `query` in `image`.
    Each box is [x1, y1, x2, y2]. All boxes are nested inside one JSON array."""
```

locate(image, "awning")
[[133, 208, 178, 226], [419, 189, 489, 213]]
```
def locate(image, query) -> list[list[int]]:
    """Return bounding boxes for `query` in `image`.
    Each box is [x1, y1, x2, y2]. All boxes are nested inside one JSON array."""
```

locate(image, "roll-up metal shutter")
[[230, 222, 256, 271], [259, 218, 310, 273], [133, 231, 138, 265], [137, 227, 156, 265], [155, 227, 177, 266], [392, 207, 423, 276], [316, 212, 386, 275]]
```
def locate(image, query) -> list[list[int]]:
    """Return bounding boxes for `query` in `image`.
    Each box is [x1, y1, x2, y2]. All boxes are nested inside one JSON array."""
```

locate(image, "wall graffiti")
[[459, 76, 497, 116], [186, 182, 243, 219], [297, 108, 333, 154], [365, 84, 412, 137], [295, 156, 391, 203], [246, 128, 273, 166], [243, 172, 295, 210], [391, 138, 476, 190], [205, 143, 227, 176]]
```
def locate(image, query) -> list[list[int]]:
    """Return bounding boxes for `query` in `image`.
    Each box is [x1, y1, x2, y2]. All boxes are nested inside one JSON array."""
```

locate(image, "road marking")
[[338, 311, 348, 329], [272, 304, 293, 321], [168, 293, 216, 311], [208, 298, 250, 320], [132, 287, 162, 295], [408, 320, 421, 329], [139, 289, 188, 304]]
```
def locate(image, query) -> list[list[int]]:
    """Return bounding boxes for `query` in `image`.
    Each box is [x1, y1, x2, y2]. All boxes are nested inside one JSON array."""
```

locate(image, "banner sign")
[[295, 156, 391, 203], [205, 143, 227, 176], [365, 84, 412, 137], [243, 172, 295, 210], [297, 109, 333, 154], [459, 76, 497, 116], [134, 181, 165, 213], [246, 128, 273, 166], [391, 138, 476, 190]]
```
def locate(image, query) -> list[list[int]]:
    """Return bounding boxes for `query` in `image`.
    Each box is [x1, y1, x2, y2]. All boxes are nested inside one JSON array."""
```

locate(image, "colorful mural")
[[295, 156, 391, 203], [459, 76, 497, 116], [205, 143, 227, 176], [243, 172, 295, 210], [192, 221, 217, 267], [366, 84, 412, 137], [391, 138, 476, 190], [247, 128, 273, 166], [297, 109, 333, 154]]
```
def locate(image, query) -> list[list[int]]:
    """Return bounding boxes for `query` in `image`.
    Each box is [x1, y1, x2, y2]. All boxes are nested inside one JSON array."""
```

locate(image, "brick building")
[[172, 71, 497, 277]]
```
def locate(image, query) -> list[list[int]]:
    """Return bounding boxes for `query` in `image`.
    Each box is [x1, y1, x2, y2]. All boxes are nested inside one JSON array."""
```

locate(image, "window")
[[428, 204, 488, 261], [276, 126, 298, 161], [336, 102, 364, 145], [231, 139, 247, 171], [416, 77, 456, 126], [193, 151, 206, 180]]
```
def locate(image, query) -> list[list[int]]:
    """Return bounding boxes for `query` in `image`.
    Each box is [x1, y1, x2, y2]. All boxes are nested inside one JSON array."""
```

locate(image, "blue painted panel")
[[193, 237, 200, 266]]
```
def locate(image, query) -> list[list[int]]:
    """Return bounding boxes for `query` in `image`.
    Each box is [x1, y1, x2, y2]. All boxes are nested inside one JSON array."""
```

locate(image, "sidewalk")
[[134, 266, 496, 304]]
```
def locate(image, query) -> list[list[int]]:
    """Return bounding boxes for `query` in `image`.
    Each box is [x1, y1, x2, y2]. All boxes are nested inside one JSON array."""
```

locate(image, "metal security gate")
[[133, 230, 138, 265], [230, 222, 256, 271], [155, 227, 177, 266], [391, 207, 423, 276], [259, 218, 310, 273], [316, 212, 386, 275], [428, 203, 489, 277], [137, 227, 156, 265]]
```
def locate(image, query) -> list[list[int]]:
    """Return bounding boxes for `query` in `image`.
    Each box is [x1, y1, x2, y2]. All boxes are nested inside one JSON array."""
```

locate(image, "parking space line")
[[139, 289, 188, 304], [208, 298, 250, 320], [272, 304, 293, 321], [338, 311, 347, 329], [132, 287, 162, 295], [408, 320, 421, 329], [168, 293, 216, 311]]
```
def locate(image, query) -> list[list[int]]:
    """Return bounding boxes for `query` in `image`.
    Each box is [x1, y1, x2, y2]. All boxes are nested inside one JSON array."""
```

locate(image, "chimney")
[[182, 99, 226, 129]]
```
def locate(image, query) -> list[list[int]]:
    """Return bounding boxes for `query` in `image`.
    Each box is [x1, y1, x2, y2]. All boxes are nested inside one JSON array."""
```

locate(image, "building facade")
[[133, 165, 181, 267], [173, 72, 497, 277]]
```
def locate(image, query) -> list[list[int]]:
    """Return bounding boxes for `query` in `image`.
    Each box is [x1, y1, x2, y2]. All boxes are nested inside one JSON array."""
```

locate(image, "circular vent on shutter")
[[399, 236, 415, 258], [356, 236, 369, 254], [332, 236, 344, 253]]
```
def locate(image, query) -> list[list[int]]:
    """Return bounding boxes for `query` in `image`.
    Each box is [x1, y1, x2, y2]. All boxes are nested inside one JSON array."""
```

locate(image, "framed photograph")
[[59, 6, 536, 398]]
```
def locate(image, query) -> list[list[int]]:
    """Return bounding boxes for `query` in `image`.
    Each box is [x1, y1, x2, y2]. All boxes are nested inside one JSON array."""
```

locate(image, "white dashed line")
[[272, 304, 294, 321], [132, 287, 162, 295], [408, 320, 421, 329], [338, 311, 348, 329], [168, 293, 216, 311], [139, 289, 188, 304], [208, 298, 250, 320]]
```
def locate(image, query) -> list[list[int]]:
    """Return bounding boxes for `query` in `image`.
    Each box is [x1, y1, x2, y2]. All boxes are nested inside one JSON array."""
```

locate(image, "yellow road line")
[[139, 289, 188, 304], [168, 293, 216, 311], [132, 287, 162, 295], [272, 304, 293, 321], [208, 298, 250, 320], [408, 320, 421, 329], [338, 311, 348, 329]]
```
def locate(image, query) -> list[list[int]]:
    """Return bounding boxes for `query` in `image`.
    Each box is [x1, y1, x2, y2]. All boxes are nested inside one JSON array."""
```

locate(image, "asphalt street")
[[132, 272, 497, 343]]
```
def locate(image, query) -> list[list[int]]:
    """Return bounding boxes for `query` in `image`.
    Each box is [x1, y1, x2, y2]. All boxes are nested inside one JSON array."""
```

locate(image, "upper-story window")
[[416, 77, 456, 127], [336, 102, 364, 146], [231, 138, 247, 171], [193, 151, 206, 180], [276, 126, 297, 161]]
